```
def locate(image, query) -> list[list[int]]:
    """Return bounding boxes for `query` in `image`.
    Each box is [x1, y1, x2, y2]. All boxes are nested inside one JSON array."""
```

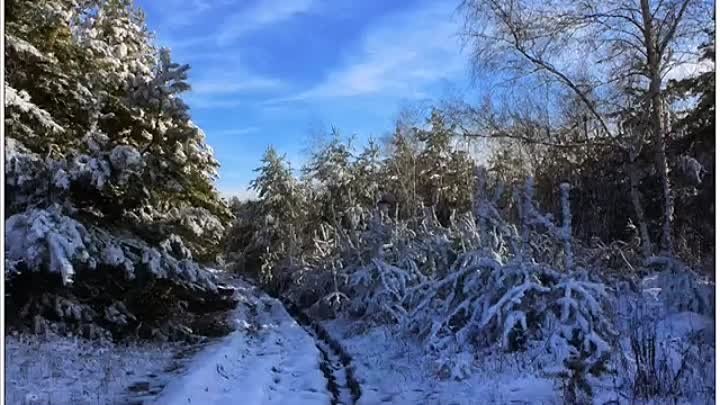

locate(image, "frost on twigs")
[[392, 175, 615, 380], [347, 259, 419, 324], [302, 172, 617, 375]]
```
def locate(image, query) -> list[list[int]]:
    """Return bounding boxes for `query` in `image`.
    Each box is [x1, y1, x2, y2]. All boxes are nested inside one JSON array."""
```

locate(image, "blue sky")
[[137, 0, 475, 199]]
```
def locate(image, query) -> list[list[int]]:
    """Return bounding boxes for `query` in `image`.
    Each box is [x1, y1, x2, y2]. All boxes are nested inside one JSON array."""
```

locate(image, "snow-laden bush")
[[644, 256, 714, 316], [294, 170, 616, 376], [347, 258, 425, 323], [402, 250, 614, 365], [316, 172, 616, 387], [377, 175, 618, 403], [297, 209, 443, 321], [4, 206, 233, 340]]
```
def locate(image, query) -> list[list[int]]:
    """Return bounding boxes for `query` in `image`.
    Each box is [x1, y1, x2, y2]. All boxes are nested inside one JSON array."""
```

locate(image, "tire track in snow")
[[121, 278, 332, 405], [280, 298, 362, 405]]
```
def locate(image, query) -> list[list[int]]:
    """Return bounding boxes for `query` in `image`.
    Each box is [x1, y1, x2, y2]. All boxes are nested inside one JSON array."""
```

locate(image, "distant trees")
[[226, 112, 477, 286], [226, 0, 714, 302]]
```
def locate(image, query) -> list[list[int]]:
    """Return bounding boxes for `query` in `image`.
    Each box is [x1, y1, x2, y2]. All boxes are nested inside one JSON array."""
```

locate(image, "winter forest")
[[3, 0, 716, 404]]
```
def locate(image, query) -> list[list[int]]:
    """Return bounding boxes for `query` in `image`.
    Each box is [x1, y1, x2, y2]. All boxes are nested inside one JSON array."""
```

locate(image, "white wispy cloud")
[[155, 0, 235, 31], [217, 0, 317, 45], [213, 127, 260, 136], [191, 76, 283, 96], [184, 71, 284, 109], [267, 1, 467, 103], [184, 96, 246, 110], [184, 68, 285, 109]]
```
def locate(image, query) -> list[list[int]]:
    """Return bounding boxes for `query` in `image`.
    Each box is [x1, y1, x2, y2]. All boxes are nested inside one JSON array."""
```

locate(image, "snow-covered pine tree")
[[249, 147, 306, 289], [224, 198, 264, 274], [122, 46, 230, 261], [302, 130, 357, 228], [5, 0, 94, 152], [70, 0, 230, 261], [417, 110, 475, 225], [352, 139, 383, 213], [5, 0, 234, 341], [384, 124, 423, 221], [417, 110, 454, 209]]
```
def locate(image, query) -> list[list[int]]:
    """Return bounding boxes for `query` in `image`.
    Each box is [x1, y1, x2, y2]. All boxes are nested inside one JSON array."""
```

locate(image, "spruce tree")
[[250, 147, 305, 285], [302, 130, 356, 227], [5, 0, 234, 340], [352, 139, 383, 210], [415, 110, 475, 222], [384, 125, 422, 220]]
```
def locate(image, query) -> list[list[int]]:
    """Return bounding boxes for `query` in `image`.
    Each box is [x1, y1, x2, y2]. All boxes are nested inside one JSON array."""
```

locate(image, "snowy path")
[[150, 281, 332, 405], [281, 298, 362, 405]]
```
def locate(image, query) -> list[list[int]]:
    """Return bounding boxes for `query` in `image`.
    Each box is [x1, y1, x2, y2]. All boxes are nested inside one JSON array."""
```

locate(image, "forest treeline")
[[227, 0, 715, 294]]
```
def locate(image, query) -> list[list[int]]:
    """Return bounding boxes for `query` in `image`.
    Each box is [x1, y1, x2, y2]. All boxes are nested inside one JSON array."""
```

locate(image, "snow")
[[5, 333, 179, 405], [101, 244, 126, 267], [655, 311, 714, 339], [6, 34, 49, 61], [5, 207, 90, 284], [69, 154, 111, 190], [5, 137, 43, 187], [109, 144, 143, 171], [5, 85, 64, 133], [322, 302, 714, 405], [152, 280, 330, 405], [6, 277, 332, 405], [323, 319, 559, 405], [179, 207, 225, 238], [5, 270, 713, 405], [53, 168, 71, 189]]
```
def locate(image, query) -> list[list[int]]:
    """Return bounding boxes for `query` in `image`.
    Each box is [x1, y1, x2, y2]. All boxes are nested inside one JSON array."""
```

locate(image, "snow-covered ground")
[[6, 274, 713, 405], [323, 319, 559, 405], [6, 278, 331, 405], [152, 280, 330, 405], [320, 276, 715, 405], [5, 333, 182, 405]]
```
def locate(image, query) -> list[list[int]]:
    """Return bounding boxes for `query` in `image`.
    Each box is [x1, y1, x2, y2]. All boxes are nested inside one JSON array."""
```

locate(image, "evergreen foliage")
[[5, 0, 234, 341]]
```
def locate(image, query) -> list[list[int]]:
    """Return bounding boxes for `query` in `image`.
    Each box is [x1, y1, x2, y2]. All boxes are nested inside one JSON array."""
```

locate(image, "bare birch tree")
[[459, 0, 711, 255]]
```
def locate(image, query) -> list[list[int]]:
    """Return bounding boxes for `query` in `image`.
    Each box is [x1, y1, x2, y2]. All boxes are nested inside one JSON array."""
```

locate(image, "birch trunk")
[[640, 0, 675, 254]]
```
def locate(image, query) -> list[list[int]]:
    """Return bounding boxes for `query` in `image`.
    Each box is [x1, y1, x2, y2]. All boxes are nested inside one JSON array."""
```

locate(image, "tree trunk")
[[641, 0, 674, 254], [628, 155, 653, 257], [653, 99, 674, 254]]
